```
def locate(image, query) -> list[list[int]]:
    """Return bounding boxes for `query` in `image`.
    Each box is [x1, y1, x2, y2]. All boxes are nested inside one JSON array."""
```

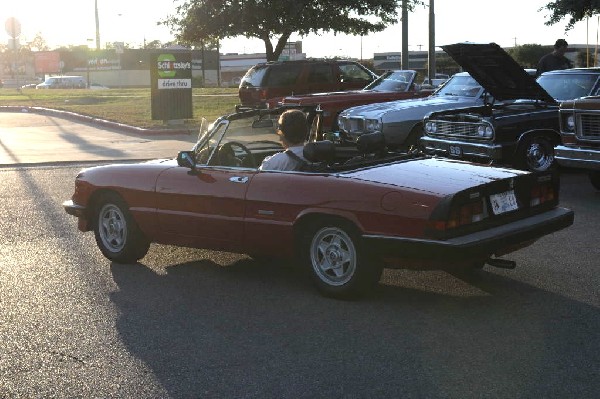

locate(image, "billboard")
[[34, 51, 61, 74]]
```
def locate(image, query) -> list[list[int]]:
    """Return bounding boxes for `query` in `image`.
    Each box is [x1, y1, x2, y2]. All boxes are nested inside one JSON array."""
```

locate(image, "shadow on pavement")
[[110, 255, 599, 398]]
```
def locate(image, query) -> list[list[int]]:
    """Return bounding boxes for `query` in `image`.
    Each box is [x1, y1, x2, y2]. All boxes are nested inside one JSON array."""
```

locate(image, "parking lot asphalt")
[[0, 109, 198, 166]]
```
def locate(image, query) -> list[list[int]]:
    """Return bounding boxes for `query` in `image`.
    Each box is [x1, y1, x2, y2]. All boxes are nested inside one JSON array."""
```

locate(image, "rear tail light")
[[259, 89, 268, 101], [530, 183, 555, 206], [447, 199, 487, 228], [429, 198, 488, 232]]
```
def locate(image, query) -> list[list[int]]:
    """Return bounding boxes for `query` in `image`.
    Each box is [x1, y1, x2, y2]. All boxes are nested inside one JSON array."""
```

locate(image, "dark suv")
[[238, 59, 377, 109]]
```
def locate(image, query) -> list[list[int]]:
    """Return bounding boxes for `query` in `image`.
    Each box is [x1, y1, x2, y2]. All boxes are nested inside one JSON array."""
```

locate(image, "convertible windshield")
[[194, 112, 286, 168], [364, 70, 416, 92], [436, 75, 482, 97]]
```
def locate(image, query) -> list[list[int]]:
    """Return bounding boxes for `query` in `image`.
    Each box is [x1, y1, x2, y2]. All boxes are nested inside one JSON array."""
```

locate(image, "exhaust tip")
[[486, 257, 517, 269]]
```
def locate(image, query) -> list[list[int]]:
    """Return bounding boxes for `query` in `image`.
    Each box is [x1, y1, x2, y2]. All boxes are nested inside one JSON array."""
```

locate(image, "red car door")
[[154, 166, 257, 252]]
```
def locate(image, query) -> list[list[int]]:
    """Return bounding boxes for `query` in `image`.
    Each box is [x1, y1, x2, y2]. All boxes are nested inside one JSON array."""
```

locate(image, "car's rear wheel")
[[589, 171, 600, 190], [517, 135, 555, 172], [93, 193, 150, 263], [302, 220, 382, 299]]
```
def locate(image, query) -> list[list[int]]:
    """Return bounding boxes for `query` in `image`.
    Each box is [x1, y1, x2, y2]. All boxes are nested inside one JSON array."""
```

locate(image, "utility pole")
[[401, 0, 409, 69], [95, 0, 101, 50], [427, 0, 435, 81]]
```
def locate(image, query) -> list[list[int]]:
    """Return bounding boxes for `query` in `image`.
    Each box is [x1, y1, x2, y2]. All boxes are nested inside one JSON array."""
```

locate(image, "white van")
[[36, 76, 87, 89]]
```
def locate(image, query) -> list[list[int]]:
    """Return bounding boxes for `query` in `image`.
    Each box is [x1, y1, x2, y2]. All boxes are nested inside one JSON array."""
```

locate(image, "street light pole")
[[428, 0, 436, 81], [401, 0, 409, 70], [95, 0, 101, 50], [87, 38, 94, 88]]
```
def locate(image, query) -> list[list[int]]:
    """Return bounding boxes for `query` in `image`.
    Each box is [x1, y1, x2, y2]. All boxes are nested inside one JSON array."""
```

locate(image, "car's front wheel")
[[517, 135, 556, 172], [302, 220, 382, 299], [93, 193, 150, 263]]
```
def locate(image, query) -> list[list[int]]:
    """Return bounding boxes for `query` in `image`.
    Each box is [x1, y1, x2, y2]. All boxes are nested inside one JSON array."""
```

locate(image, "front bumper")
[[421, 136, 505, 162], [555, 145, 600, 170], [363, 207, 574, 261], [63, 200, 85, 216], [63, 200, 90, 231]]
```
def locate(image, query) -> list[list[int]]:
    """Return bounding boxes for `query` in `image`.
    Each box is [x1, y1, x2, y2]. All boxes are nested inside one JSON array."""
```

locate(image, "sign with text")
[[150, 51, 192, 120]]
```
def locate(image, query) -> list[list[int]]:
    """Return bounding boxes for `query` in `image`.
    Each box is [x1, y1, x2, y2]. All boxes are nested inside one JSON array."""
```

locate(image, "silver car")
[[336, 72, 488, 148]]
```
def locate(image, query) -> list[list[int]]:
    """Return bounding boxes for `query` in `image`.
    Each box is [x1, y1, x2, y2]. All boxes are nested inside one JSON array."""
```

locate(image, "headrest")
[[356, 132, 386, 154], [303, 140, 336, 163]]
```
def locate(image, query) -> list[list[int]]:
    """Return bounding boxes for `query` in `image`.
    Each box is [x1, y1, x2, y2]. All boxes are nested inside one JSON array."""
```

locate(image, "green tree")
[[507, 44, 549, 68], [144, 40, 163, 49], [541, 0, 600, 30], [27, 33, 49, 52], [164, 0, 423, 61], [577, 48, 597, 67], [424, 53, 459, 76]]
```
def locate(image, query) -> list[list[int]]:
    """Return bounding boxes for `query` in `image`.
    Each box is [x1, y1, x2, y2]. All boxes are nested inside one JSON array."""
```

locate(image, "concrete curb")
[[0, 105, 196, 136]]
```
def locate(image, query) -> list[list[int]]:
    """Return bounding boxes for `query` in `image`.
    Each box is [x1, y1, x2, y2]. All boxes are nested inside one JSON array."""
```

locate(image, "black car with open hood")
[[441, 42, 556, 103], [421, 42, 600, 172]]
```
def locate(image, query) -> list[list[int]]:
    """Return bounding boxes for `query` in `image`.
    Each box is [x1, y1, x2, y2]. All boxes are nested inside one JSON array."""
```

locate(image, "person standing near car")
[[536, 39, 573, 76], [259, 109, 308, 171]]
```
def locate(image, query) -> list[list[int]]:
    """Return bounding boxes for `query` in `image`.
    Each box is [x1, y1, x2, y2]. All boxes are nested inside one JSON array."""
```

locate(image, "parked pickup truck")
[[555, 96, 600, 189], [421, 42, 600, 172]]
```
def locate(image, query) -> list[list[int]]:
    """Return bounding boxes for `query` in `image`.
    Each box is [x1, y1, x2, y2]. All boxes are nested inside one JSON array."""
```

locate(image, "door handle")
[[229, 176, 249, 183]]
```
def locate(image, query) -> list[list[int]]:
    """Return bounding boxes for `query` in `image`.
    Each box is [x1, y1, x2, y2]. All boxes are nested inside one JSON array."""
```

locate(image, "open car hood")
[[442, 42, 556, 103]]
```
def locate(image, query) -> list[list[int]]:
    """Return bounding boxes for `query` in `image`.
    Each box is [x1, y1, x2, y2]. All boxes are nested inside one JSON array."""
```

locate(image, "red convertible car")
[[63, 108, 573, 298]]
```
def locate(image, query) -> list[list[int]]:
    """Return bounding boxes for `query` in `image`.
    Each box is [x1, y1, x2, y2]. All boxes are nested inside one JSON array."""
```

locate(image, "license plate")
[[490, 190, 519, 215], [449, 145, 462, 157]]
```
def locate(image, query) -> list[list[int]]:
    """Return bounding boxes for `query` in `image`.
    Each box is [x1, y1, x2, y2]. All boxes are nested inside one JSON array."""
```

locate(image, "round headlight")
[[478, 125, 493, 138], [365, 119, 381, 133], [425, 121, 437, 133], [566, 115, 575, 131]]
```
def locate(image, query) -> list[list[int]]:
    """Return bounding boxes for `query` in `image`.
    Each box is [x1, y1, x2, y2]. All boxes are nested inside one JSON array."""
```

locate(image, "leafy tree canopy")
[[26, 33, 50, 52], [507, 44, 549, 68], [541, 0, 600, 30], [164, 0, 423, 61]]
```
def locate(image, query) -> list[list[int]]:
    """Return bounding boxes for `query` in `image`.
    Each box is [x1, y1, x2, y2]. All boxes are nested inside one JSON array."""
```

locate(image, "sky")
[[1, 0, 597, 58]]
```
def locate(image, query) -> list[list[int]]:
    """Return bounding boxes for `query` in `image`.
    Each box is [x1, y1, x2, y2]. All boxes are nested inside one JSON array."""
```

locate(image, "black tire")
[[301, 220, 383, 299], [93, 193, 150, 263], [589, 171, 600, 190], [516, 135, 556, 172]]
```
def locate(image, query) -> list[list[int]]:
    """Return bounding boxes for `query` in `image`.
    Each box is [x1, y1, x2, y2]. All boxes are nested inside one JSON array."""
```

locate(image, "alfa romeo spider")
[[63, 107, 574, 298]]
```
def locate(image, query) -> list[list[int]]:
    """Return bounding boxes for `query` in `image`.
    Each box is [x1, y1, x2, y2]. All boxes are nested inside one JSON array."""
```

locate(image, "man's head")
[[277, 109, 308, 146], [554, 39, 568, 55]]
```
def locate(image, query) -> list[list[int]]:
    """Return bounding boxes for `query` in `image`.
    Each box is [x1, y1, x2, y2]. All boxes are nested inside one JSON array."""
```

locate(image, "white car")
[[36, 76, 86, 89]]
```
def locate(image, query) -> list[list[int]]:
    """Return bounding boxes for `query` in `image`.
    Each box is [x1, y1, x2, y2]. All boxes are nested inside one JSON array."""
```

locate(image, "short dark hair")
[[277, 110, 308, 144], [554, 39, 568, 49]]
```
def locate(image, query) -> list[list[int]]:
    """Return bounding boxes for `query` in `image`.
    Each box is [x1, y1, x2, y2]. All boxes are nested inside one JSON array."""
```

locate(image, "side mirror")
[[177, 151, 196, 168]]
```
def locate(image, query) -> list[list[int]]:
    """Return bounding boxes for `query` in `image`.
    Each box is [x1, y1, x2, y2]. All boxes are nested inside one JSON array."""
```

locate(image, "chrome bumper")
[[554, 145, 600, 170], [421, 136, 504, 161]]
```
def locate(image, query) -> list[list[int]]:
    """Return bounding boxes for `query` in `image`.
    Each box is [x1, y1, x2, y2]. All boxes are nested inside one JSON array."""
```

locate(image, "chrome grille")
[[431, 121, 481, 138], [578, 113, 600, 140]]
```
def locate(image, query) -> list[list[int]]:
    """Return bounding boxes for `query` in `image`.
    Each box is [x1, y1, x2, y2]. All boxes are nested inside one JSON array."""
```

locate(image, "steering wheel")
[[218, 141, 255, 167]]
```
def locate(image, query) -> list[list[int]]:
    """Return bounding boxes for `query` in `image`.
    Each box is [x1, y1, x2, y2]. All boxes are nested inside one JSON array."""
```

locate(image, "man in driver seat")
[[259, 109, 309, 171]]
